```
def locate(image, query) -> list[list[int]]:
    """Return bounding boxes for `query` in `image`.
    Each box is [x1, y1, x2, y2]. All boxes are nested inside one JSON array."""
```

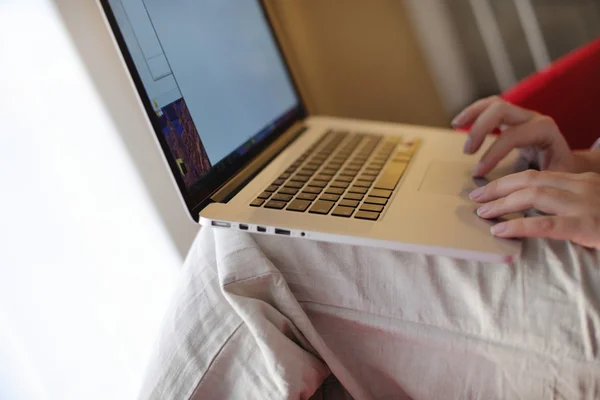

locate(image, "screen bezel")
[[98, 0, 307, 221]]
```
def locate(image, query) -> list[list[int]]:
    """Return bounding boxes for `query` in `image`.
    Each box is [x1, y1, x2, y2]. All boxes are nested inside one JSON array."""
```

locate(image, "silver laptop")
[[99, 0, 522, 262]]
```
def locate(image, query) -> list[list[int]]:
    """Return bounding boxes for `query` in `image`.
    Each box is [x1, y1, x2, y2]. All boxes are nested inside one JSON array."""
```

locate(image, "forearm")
[[573, 149, 600, 173]]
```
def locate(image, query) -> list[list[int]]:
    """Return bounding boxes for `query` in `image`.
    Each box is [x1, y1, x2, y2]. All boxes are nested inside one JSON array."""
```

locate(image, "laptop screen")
[[104, 0, 302, 196]]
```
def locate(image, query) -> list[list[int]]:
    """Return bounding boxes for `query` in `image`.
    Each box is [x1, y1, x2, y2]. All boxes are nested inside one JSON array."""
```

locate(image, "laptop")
[[98, 0, 522, 262]]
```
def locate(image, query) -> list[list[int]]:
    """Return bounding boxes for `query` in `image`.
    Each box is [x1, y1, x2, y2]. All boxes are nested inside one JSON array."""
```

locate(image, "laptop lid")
[[99, 0, 306, 221]]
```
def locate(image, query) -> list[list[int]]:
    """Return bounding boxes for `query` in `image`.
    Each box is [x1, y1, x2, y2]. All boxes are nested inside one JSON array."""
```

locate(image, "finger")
[[466, 99, 536, 155], [473, 117, 557, 177], [452, 96, 499, 128], [470, 170, 580, 203], [476, 187, 579, 219], [490, 216, 590, 244]]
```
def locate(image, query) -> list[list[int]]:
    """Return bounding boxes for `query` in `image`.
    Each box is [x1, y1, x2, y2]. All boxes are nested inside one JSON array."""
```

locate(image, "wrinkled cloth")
[[139, 228, 600, 400]]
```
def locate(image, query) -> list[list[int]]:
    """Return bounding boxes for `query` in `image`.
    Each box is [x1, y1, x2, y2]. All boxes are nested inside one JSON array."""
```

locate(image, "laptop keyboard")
[[250, 130, 420, 221]]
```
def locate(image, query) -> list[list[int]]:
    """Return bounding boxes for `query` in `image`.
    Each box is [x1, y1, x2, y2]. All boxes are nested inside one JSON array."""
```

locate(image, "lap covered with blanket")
[[139, 228, 600, 400]]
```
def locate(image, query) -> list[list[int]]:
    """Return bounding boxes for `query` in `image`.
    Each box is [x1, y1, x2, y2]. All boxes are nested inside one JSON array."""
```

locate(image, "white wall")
[[0, 1, 183, 399]]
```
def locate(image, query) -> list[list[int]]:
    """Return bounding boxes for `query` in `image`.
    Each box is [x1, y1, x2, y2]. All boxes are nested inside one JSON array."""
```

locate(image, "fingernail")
[[463, 138, 472, 154], [477, 203, 492, 216], [470, 187, 485, 201], [472, 162, 485, 177], [491, 223, 507, 236], [451, 113, 465, 127]]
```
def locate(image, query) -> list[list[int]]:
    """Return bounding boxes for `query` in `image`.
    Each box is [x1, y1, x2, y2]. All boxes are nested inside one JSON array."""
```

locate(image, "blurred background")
[[1, 0, 598, 399]]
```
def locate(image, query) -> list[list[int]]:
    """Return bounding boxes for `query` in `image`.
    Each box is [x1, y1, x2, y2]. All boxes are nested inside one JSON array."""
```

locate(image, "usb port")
[[275, 228, 291, 236], [257, 226, 267, 233], [239, 224, 249, 231], [211, 221, 231, 228]]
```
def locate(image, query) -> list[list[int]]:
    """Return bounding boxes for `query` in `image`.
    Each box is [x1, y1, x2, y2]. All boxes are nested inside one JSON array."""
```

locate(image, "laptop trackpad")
[[418, 161, 517, 197]]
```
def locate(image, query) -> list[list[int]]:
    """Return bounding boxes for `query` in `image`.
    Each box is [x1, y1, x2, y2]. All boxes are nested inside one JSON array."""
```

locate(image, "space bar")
[[374, 161, 408, 190]]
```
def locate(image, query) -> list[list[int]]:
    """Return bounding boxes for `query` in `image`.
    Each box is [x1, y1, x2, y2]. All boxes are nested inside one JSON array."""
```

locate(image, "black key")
[[290, 175, 310, 183], [309, 200, 335, 215], [265, 200, 287, 209], [369, 162, 385, 168], [358, 174, 376, 182], [355, 210, 380, 221], [250, 198, 265, 207], [297, 192, 317, 201], [308, 180, 328, 188], [360, 204, 384, 213], [332, 206, 355, 218], [339, 199, 360, 208], [306, 162, 322, 168], [279, 187, 299, 195], [321, 168, 338, 175], [325, 187, 345, 195], [279, 173, 291, 179], [374, 161, 408, 191], [302, 165, 319, 172], [304, 186, 323, 194], [339, 170, 357, 177], [315, 174, 334, 181], [345, 193, 364, 201], [346, 165, 362, 171], [287, 199, 312, 212], [285, 167, 296, 174], [354, 180, 372, 188], [320, 193, 340, 202], [297, 169, 315, 177], [330, 181, 349, 189], [258, 191, 272, 200], [370, 189, 393, 198], [364, 167, 381, 174], [290, 162, 301, 169], [273, 193, 293, 202], [273, 178, 286, 186], [348, 186, 368, 194], [365, 196, 387, 205], [327, 163, 343, 169], [336, 175, 353, 183], [285, 181, 305, 189], [265, 185, 279, 192]]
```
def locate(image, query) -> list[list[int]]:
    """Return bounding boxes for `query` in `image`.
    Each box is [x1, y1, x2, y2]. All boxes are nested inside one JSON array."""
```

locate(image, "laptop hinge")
[[209, 122, 307, 204]]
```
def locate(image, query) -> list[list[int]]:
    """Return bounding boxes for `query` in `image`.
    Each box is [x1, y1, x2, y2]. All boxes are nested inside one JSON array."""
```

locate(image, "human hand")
[[470, 169, 600, 249], [452, 96, 576, 177]]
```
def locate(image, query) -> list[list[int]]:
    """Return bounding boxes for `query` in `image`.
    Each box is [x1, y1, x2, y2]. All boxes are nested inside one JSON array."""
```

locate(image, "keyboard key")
[[360, 204, 384, 213], [265, 200, 287, 210], [355, 210, 380, 221], [250, 198, 265, 207], [273, 178, 286, 186], [325, 187, 345, 195], [374, 161, 408, 190], [358, 174, 377, 182], [285, 167, 296, 174], [309, 180, 328, 188], [287, 199, 312, 212], [326, 163, 343, 169], [273, 193, 293, 202], [330, 181, 349, 189], [354, 180, 372, 188], [266, 185, 279, 192], [370, 189, 393, 198], [345, 193, 364, 201], [348, 186, 368, 194], [321, 168, 338, 175], [320, 193, 340, 202], [336, 175, 353, 183], [279, 187, 299, 195], [285, 181, 305, 189], [365, 196, 387, 205], [290, 175, 310, 183], [315, 174, 334, 181], [309, 200, 335, 215], [297, 192, 317, 201], [279, 173, 291, 179], [332, 206, 355, 218], [339, 169, 357, 177], [304, 186, 323, 194], [302, 165, 319, 172], [339, 199, 360, 208], [297, 169, 315, 177], [258, 191, 272, 200]]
